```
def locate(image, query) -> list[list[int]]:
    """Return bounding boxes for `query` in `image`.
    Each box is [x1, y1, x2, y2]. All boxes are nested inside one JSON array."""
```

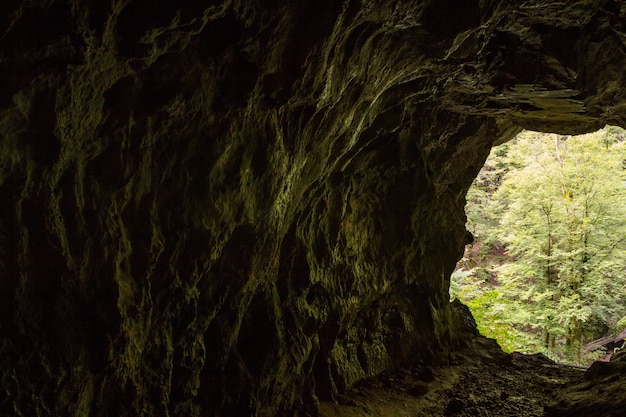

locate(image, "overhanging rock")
[[1, 1, 625, 415]]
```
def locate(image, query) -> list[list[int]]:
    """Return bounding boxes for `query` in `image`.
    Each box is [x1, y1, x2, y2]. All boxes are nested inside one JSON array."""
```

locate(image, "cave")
[[1, 1, 625, 416]]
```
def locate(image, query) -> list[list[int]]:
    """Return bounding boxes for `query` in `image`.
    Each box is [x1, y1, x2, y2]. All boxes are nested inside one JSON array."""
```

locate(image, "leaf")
[[453, 126, 626, 365]]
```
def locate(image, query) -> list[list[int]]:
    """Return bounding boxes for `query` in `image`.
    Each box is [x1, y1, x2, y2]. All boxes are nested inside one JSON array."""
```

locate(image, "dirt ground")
[[319, 336, 589, 417]]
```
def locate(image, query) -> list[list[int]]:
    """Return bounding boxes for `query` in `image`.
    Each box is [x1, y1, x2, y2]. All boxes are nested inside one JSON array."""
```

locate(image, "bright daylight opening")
[[451, 127, 626, 367]]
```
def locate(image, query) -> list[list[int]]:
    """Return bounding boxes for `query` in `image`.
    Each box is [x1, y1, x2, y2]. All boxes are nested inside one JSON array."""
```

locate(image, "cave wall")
[[1, 0, 626, 416]]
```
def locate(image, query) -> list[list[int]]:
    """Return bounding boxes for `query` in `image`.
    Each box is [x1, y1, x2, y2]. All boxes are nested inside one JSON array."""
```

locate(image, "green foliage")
[[452, 127, 626, 366]]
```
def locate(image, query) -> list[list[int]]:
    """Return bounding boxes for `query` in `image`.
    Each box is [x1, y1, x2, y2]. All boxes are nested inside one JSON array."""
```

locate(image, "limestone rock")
[[1, 1, 625, 416]]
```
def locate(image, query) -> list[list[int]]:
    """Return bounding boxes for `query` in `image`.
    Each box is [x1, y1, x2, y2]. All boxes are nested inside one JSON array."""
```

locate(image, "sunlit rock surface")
[[1, 1, 625, 415]]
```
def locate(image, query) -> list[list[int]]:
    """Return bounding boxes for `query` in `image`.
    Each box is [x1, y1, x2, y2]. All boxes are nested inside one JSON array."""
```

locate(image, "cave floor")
[[319, 337, 586, 417]]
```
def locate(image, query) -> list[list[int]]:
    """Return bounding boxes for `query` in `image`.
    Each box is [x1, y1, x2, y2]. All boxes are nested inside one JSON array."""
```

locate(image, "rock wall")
[[1, 0, 625, 416]]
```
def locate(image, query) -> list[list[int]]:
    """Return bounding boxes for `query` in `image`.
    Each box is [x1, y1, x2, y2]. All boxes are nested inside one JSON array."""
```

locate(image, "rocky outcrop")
[[546, 349, 626, 417], [1, 1, 625, 416]]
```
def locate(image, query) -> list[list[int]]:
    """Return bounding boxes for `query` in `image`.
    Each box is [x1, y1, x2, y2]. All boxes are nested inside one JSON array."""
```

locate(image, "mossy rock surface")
[[1, 1, 626, 415]]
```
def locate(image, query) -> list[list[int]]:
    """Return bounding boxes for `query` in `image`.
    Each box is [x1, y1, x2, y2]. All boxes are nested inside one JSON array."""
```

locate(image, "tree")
[[452, 127, 626, 365]]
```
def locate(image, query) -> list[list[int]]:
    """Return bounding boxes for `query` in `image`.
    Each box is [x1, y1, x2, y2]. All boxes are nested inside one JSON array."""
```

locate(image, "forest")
[[451, 127, 626, 366]]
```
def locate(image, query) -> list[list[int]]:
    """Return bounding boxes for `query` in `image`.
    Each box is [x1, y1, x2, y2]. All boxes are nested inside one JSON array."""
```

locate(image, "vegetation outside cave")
[[451, 127, 626, 367]]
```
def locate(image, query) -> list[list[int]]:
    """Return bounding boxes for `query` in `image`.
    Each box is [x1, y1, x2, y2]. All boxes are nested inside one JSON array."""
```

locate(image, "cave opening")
[[451, 126, 626, 367]]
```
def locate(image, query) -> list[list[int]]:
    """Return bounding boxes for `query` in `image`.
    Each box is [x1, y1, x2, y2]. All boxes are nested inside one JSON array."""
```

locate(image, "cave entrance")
[[450, 126, 626, 367]]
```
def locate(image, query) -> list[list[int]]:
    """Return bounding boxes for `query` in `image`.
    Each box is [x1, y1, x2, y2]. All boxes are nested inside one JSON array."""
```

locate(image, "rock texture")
[[545, 348, 626, 417], [319, 327, 588, 417], [1, 0, 626, 416]]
